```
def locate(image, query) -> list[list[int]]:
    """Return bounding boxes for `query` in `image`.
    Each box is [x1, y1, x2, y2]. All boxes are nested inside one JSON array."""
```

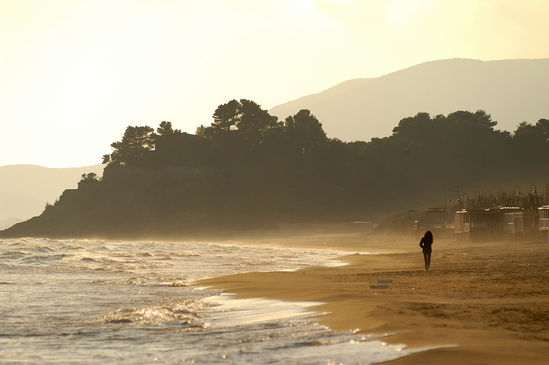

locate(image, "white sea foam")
[[0, 238, 443, 364]]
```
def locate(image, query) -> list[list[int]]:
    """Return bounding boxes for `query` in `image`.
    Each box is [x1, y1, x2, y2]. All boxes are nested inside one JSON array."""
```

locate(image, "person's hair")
[[425, 231, 433, 240]]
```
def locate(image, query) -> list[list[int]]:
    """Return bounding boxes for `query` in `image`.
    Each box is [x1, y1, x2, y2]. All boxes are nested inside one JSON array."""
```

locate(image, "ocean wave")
[[122, 273, 189, 287], [2, 238, 418, 364], [99, 298, 208, 326], [0, 251, 28, 259]]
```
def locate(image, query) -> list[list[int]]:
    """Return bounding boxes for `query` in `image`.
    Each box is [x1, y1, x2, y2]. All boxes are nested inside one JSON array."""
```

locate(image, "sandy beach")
[[200, 230, 549, 364]]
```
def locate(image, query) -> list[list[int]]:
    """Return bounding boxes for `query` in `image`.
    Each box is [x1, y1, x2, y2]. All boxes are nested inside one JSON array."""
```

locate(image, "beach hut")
[[539, 205, 549, 242], [470, 208, 503, 240], [504, 210, 534, 240], [454, 209, 470, 240], [456, 206, 521, 241]]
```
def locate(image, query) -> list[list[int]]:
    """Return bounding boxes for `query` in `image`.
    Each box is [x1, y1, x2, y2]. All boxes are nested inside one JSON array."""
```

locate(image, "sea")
[[0, 238, 430, 364]]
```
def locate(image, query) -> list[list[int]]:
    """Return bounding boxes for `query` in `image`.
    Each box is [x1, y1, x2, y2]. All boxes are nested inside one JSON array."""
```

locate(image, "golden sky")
[[1, 0, 549, 167]]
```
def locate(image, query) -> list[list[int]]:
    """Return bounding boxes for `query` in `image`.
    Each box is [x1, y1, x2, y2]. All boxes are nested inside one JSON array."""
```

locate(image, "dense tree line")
[[3, 99, 549, 238], [101, 100, 329, 170]]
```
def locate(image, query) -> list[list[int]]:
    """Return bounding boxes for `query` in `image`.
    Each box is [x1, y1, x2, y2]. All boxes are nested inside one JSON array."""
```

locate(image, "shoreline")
[[199, 236, 549, 365]]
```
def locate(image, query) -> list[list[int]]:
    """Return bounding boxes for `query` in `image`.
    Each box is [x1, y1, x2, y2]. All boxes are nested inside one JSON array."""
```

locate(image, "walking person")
[[419, 231, 433, 271]]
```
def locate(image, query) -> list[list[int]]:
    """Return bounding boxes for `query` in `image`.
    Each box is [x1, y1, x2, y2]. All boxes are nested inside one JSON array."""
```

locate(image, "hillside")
[[270, 58, 549, 141], [0, 164, 104, 223], [2, 100, 548, 239]]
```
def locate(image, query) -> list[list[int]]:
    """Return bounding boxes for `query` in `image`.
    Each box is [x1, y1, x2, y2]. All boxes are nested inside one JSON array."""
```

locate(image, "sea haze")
[[0, 238, 433, 364]]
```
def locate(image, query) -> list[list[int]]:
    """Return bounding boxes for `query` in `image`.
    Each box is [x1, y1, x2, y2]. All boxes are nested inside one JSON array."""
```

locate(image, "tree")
[[515, 119, 549, 144], [538, 118, 549, 142], [284, 109, 327, 155], [103, 126, 155, 166], [196, 99, 279, 146], [212, 99, 241, 132], [392, 112, 432, 137], [513, 119, 549, 160], [81, 172, 99, 181], [514, 121, 539, 139], [196, 100, 241, 139], [156, 121, 181, 137], [78, 172, 101, 188], [236, 99, 279, 143]]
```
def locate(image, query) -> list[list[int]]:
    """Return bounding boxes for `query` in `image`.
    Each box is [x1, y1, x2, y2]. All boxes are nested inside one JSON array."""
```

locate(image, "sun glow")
[[288, 0, 316, 17], [385, 0, 435, 28], [1, 0, 549, 167]]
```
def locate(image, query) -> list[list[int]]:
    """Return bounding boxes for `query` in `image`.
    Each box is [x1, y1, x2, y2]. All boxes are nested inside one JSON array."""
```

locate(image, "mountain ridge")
[[270, 58, 549, 141]]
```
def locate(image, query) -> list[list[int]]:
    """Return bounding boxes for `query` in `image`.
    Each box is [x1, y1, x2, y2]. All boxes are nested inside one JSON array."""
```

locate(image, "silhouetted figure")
[[419, 231, 433, 271]]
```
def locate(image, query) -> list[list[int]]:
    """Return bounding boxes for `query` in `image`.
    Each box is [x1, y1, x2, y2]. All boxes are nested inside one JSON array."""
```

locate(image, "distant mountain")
[[0, 217, 23, 230], [270, 58, 549, 141], [0, 164, 104, 221]]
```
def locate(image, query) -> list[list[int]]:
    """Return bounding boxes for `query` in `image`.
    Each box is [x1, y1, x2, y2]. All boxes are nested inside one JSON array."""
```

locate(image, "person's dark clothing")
[[419, 234, 433, 271], [422, 251, 431, 271], [419, 236, 433, 253]]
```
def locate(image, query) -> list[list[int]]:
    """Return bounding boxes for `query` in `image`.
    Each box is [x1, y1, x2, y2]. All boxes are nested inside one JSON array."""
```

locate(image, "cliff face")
[[2, 157, 405, 239], [1, 167, 219, 238]]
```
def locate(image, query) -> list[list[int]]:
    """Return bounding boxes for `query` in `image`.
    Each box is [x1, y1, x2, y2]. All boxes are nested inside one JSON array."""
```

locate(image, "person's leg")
[[426, 251, 431, 270], [423, 251, 429, 270]]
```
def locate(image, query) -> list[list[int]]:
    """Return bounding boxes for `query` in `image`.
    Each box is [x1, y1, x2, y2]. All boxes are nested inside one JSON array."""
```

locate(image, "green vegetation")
[[2, 100, 549, 238]]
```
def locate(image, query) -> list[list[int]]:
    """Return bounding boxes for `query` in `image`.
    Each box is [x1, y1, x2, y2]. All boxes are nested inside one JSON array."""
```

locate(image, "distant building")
[[454, 209, 470, 238], [539, 205, 549, 242]]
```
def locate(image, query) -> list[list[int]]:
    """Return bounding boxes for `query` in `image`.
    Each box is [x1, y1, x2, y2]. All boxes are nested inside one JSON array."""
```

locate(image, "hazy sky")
[[2, 0, 549, 167]]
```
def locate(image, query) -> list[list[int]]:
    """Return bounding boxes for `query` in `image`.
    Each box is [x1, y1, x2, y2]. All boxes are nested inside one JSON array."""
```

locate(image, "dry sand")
[[199, 230, 549, 364]]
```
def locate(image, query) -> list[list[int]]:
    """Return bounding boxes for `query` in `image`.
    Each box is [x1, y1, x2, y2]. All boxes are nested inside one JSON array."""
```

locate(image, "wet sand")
[[200, 232, 549, 364]]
